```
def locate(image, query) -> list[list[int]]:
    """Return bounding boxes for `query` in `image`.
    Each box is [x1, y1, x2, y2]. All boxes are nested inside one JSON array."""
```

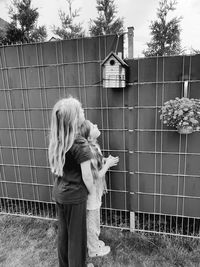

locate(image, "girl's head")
[[80, 120, 100, 142], [48, 96, 85, 176]]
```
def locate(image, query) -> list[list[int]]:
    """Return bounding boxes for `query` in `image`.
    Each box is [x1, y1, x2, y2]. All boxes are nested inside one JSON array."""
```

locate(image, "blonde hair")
[[79, 120, 102, 180], [79, 119, 91, 140], [79, 120, 107, 195], [48, 97, 83, 176]]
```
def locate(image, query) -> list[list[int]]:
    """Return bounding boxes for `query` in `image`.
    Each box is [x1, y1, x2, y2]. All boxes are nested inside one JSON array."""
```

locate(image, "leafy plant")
[[143, 0, 182, 57], [160, 97, 200, 131], [89, 0, 124, 36], [52, 0, 85, 40], [3, 0, 47, 44]]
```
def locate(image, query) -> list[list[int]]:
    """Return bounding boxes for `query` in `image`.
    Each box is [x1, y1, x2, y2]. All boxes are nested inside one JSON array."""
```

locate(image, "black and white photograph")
[[0, 0, 200, 266]]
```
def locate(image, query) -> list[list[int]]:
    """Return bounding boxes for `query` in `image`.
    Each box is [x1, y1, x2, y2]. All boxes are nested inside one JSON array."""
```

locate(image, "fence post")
[[126, 51, 136, 232], [130, 210, 135, 232], [128, 27, 134, 59]]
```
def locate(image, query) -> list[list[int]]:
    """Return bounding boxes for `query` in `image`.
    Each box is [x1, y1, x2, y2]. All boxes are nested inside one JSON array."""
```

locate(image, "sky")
[[0, 0, 200, 56]]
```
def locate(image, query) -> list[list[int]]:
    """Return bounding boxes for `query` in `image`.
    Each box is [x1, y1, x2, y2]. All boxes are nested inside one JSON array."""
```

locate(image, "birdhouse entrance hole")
[[110, 59, 115, 66]]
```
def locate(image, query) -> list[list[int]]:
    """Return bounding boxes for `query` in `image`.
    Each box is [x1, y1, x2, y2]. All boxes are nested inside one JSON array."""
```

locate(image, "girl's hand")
[[105, 155, 119, 168]]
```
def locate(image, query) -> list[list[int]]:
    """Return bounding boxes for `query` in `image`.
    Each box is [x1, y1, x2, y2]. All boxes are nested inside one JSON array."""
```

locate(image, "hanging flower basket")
[[159, 97, 200, 134], [177, 125, 193, 134]]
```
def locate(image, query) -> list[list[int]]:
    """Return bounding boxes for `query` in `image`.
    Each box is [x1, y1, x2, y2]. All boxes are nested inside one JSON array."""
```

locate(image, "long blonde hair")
[[48, 97, 83, 176], [79, 120, 107, 195], [79, 120, 103, 179]]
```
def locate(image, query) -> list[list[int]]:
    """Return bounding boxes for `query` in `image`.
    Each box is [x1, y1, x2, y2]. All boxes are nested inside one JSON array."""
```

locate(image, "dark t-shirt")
[[52, 136, 92, 204]]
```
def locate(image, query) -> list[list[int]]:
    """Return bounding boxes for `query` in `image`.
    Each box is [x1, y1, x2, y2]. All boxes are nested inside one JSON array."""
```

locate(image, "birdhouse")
[[101, 52, 128, 88]]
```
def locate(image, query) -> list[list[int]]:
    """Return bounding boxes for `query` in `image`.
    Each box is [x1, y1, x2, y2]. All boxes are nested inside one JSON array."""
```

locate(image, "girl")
[[80, 120, 119, 258], [48, 97, 94, 267]]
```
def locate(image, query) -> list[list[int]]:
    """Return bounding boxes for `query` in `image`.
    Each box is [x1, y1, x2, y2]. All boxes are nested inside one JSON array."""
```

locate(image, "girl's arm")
[[81, 160, 94, 195], [98, 164, 110, 179], [98, 155, 119, 178]]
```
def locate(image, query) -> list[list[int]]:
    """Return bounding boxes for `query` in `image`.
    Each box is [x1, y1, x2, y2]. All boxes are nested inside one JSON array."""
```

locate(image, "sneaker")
[[87, 263, 94, 267], [88, 245, 110, 258]]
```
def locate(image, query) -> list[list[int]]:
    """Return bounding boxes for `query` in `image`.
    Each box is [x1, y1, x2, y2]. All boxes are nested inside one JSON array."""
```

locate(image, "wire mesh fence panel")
[[128, 55, 200, 238], [1, 36, 200, 237], [0, 35, 131, 228]]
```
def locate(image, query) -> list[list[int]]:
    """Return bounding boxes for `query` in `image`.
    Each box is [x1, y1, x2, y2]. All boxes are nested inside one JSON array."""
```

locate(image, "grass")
[[1, 215, 200, 266]]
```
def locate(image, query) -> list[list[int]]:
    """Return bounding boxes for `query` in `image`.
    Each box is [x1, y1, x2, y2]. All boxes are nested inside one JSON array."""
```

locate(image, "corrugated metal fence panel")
[[127, 55, 200, 220]]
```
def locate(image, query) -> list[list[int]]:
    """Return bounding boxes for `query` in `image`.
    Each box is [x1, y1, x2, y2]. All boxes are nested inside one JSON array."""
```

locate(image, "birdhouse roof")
[[101, 52, 128, 67]]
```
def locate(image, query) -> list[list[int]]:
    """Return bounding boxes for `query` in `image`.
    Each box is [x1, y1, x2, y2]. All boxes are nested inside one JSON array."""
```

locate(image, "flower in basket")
[[159, 97, 200, 133]]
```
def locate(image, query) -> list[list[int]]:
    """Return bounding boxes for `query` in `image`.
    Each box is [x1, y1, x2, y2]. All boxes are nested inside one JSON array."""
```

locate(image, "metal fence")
[[128, 55, 200, 237], [0, 34, 130, 228], [1, 35, 200, 238]]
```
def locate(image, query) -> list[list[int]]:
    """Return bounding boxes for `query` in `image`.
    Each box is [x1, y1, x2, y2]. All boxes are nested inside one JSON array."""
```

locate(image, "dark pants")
[[56, 201, 87, 267]]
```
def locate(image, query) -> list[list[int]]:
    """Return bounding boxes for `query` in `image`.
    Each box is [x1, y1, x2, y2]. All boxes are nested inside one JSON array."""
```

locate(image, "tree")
[[52, 0, 85, 39], [4, 0, 47, 44], [143, 0, 182, 57], [89, 0, 124, 36]]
